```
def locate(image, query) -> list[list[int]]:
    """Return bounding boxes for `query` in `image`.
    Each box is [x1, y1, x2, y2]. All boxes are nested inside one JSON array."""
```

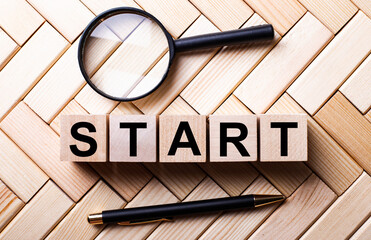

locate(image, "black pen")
[[88, 194, 284, 225]]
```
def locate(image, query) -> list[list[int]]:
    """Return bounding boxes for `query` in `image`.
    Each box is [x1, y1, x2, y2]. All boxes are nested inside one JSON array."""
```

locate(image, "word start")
[[60, 114, 307, 163]]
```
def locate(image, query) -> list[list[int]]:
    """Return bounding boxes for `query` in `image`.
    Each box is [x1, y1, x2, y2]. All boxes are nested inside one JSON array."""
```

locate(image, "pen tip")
[[253, 194, 285, 207], [88, 213, 103, 225]]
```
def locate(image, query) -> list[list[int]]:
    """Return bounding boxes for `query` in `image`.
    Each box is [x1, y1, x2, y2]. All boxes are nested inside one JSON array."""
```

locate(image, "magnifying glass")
[[78, 7, 274, 102]]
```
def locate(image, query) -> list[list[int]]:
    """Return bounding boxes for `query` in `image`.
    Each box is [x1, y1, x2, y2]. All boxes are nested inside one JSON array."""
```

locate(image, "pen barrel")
[[102, 195, 255, 223]]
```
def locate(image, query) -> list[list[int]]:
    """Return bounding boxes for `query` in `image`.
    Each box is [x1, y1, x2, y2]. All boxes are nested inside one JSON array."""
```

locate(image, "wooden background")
[[0, 0, 370, 239]]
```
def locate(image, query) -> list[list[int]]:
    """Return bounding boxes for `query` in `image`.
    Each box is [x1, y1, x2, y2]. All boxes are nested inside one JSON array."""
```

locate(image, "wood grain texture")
[[46, 180, 125, 240], [0, 181, 24, 232], [0, 130, 48, 202], [0, 28, 18, 70], [0, 102, 99, 202], [90, 162, 152, 202], [199, 176, 281, 239], [288, 11, 371, 115], [340, 54, 371, 113], [259, 114, 308, 162], [350, 216, 371, 240], [250, 174, 336, 240], [133, 15, 220, 115], [147, 177, 228, 240], [111, 102, 142, 115], [161, 97, 198, 116], [199, 163, 259, 196], [28, 0, 94, 42], [24, 42, 86, 123], [244, 0, 306, 35], [268, 93, 362, 195], [134, 0, 200, 38], [81, 0, 139, 15], [144, 163, 206, 200], [209, 115, 257, 161], [159, 115, 207, 162], [235, 12, 333, 114], [366, 109, 371, 122], [0, 0, 44, 45], [96, 178, 178, 240], [302, 172, 371, 240], [0, 23, 69, 120], [298, 0, 357, 33], [60, 115, 108, 162], [189, 0, 253, 31], [351, 1, 371, 18], [213, 95, 253, 115], [0, 180, 74, 240], [50, 100, 88, 134], [181, 14, 280, 115], [110, 115, 157, 162], [315, 92, 371, 174]]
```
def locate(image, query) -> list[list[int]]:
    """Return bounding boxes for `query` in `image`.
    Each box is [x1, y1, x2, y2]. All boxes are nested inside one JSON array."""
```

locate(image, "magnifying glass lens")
[[82, 12, 170, 100]]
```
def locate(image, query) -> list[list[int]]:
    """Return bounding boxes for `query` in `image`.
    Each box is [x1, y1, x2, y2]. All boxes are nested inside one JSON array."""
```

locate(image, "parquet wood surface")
[[0, 0, 370, 239]]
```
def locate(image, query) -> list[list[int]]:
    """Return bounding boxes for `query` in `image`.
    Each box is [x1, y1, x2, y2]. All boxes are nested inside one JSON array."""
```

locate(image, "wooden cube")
[[159, 115, 206, 162], [60, 115, 107, 162], [109, 115, 157, 162], [209, 115, 257, 162], [260, 114, 307, 162]]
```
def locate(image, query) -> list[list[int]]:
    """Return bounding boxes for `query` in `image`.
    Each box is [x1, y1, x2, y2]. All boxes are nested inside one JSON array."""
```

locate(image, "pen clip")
[[117, 217, 173, 226]]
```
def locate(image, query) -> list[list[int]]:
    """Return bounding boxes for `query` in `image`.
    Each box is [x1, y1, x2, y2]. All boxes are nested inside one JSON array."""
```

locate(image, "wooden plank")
[[144, 163, 206, 200], [0, 28, 19, 70], [213, 95, 253, 115], [340, 54, 371, 113], [60, 115, 108, 162], [209, 115, 258, 162], [147, 177, 228, 240], [315, 92, 371, 174], [366, 109, 371, 122], [96, 178, 178, 240], [350, 217, 371, 240], [0, 180, 24, 232], [111, 102, 142, 115], [134, 0, 200, 38], [110, 115, 157, 162], [181, 14, 280, 115], [0, 0, 44, 45], [28, 0, 95, 42], [89, 162, 152, 201], [0, 130, 48, 202], [23, 42, 86, 123], [302, 172, 371, 239], [250, 174, 336, 239], [235, 13, 333, 114], [81, 0, 139, 15], [0, 23, 69, 120], [200, 163, 259, 196], [351, 1, 371, 18], [288, 11, 371, 115], [46, 180, 125, 240], [199, 175, 281, 239], [159, 115, 207, 162], [189, 0, 253, 30], [298, 0, 357, 33], [0, 102, 99, 202], [268, 93, 362, 195], [162, 97, 199, 115], [50, 100, 88, 134], [244, 0, 306, 35], [0, 180, 74, 240], [259, 114, 308, 162], [133, 15, 220, 115]]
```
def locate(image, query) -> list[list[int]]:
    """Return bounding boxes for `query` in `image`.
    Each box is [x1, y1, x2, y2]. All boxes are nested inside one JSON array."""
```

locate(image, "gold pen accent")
[[253, 194, 285, 207], [118, 217, 173, 226], [87, 213, 103, 225]]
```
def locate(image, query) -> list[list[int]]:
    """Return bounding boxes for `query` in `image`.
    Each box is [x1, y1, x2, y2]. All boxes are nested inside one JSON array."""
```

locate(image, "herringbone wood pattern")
[[0, 0, 370, 239]]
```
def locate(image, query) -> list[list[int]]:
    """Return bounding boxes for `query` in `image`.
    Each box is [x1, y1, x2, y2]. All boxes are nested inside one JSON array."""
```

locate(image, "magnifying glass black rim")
[[78, 7, 175, 102]]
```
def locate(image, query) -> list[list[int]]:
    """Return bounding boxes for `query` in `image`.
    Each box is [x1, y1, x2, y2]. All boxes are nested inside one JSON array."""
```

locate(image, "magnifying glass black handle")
[[174, 24, 274, 52]]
